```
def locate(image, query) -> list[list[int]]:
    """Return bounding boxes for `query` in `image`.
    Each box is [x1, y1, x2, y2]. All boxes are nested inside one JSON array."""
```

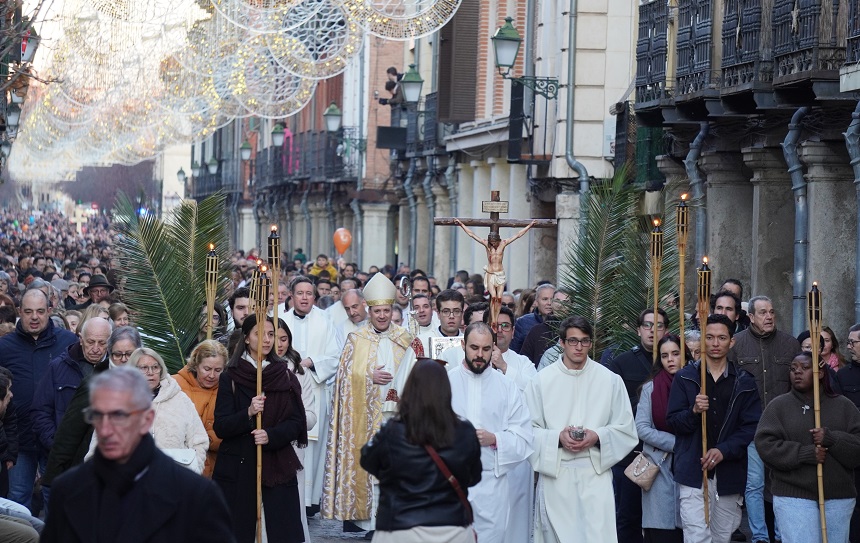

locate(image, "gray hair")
[[343, 288, 364, 301], [25, 278, 51, 292], [684, 329, 701, 342], [0, 271, 10, 284], [80, 317, 111, 339], [535, 283, 556, 296], [748, 295, 772, 314], [108, 326, 142, 353], [127, 347, 168, 380], [89, 366, 152, 410]]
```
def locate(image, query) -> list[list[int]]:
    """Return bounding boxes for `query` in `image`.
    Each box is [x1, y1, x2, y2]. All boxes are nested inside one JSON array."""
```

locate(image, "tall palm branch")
[[113, 193, 231, 372], [557, 172, 681, 361]]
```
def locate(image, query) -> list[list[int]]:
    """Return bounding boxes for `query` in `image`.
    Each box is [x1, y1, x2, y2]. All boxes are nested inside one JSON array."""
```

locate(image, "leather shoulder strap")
[[424, 444, 473, 523]]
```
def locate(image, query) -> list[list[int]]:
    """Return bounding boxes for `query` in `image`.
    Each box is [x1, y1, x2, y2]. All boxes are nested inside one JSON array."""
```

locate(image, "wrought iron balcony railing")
[[721, 0, 774, 93], [773, 0, 845, 85], [635, 0, 671, 108], [676, 0, 718, 97]]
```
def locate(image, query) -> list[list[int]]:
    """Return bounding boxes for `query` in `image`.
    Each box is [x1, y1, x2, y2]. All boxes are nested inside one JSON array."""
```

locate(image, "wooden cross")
[[70, 208, 88, 235], [435, 190, 556, 327], [434, 191, 556, 234]]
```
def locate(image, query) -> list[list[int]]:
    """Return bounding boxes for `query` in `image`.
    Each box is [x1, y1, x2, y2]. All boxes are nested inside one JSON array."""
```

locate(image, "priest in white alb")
[[449, 322, 534, 543], [411, 289, 464, 359], [321, 273, 417, 533], [525, 315, 637, 543], [334, 288, 368, 351], [282, 275, 342, 512]]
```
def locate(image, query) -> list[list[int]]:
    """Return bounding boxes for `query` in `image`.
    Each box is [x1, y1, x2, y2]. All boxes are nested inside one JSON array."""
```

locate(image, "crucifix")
[[434, 191, 556, 327], [70, 208, 88, 235]]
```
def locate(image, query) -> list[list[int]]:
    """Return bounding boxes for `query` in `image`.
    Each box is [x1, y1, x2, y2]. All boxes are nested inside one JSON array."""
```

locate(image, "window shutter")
[[437, 0, 479, 123]]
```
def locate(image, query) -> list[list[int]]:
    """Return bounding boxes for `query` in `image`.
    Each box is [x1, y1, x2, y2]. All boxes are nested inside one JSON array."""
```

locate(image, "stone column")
[[239, 205, 256, 253], [413, 162, 430, 273], [432, 183, 452, 281], [700, 151, 754, 292], [361, 202, 395, 270], [555, 191, 581, 287], [801, 141, 857, 335], [455, 163, 475, 275], [657, 155, 697, 302], [396, 197, 409, 269], [506, 162, 531, 291], [742, 147, 794, 322], [531, 191, 557, 285], [469, 160, 492, 274]]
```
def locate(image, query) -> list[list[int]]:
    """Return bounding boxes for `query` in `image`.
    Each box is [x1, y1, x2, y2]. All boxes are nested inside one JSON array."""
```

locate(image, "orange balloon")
[[333, 228, 352, 255]]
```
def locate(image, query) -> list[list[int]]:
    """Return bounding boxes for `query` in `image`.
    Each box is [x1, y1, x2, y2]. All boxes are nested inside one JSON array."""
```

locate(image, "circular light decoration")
[[336, 0, 462, 40], [210, 0, 322, 34], [268, 0, 364, 80]]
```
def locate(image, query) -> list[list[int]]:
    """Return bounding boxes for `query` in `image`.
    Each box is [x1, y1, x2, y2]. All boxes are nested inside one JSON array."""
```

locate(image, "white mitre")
[[363, 273, 396, 307]]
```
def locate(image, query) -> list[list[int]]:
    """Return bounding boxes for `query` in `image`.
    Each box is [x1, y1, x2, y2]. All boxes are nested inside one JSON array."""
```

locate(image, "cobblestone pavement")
[[307, 516, 370, 542]]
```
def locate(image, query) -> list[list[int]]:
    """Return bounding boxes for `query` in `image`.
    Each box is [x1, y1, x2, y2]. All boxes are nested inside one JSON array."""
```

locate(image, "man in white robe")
[[334, 289, 368, 351], [412, 289, 464, 358], [326, 278, 360, 328], [283, 276, 342, 511], [449, 322, 534, 543], [525, 315, 638, 543]]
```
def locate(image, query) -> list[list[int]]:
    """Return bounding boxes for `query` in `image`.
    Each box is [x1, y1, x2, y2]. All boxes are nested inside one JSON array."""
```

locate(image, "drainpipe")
[[683, 121, 709, 264], [422, 156, 437, 274], [350, 197, 363, 270], [564, 0, 589, 193], [325, 183, 336, 256], [403, 158, 419, 268], [782, 106, 809, 336], [252, 193, 262, 250], [444, 154, 458, 278], [285, 185, 294, 256], [844, 101, 860, 324], [301, 185, 311, 256], [524, 0, 536, 118]]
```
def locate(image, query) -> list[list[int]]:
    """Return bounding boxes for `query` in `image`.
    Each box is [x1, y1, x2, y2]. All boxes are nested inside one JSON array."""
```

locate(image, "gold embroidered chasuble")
[[321, 323, 414, 521]]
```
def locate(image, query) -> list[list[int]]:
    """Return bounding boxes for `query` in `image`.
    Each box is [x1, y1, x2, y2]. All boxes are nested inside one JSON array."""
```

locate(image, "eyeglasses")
[[82, 407, 147, 427], [640, 322, 666, 331], [111, 351, 134, 360], [848, 339, 860, 347], [439, 309, 463, 317], [502, 303, 516, 309], [496, 322, 513, 330], [563, 337, 592, 347], [137, 365, 161, 375]]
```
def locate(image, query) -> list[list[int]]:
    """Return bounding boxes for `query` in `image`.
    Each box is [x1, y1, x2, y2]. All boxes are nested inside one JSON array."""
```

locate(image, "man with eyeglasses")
[[606, 307, 669, 543], [730, 296, 799, 543], [521, 290, 570, 368], [31, 318, 111, 459], [835, 323, 860, 539], [411, 289, 465, 359], [42, 367, 235, 542], [525, 315, 637, 543]]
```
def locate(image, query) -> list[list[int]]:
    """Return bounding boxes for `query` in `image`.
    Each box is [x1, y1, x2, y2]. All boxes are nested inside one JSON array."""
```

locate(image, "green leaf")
[[114, 193, 232, 372]]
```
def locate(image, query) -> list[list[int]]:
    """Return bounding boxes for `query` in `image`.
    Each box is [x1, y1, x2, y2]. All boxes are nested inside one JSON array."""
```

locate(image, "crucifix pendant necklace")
[[802, 404, 810, 415]]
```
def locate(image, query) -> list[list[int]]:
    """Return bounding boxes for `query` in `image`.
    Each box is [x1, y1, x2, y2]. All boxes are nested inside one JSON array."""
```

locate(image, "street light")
[[272, 124, 285, 147], [323, 102, 342, 133], [490, 17, 558, 99], [207, 157, 218, 174], [400, 64, 424, 103], [191, 161, 202, 177], [240, 140, 252, 161], [5, 104, 21, 127], [177, 167, 186, 184]]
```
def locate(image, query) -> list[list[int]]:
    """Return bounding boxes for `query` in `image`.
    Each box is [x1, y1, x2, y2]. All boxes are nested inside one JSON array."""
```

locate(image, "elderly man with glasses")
[[606, 307, 670, 543]]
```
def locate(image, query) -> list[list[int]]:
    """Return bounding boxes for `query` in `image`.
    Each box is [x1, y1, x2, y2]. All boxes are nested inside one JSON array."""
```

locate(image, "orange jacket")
[[174, 366, 221, 478]]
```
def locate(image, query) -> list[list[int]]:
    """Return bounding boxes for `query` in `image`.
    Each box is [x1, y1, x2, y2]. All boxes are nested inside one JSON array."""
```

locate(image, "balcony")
[[191, 165, 239, 199], [635, 0, 671, 111], [675, 0, 719, 100], [772, 0, 845, 88], [721, 0, 774, 96]]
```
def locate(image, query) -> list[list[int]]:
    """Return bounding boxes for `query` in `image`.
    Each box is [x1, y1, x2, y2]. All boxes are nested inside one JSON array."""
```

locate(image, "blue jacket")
[[666, 360, 761, 496], [0, 319, 77, 453], [510, 310, 545, 353], [31, 342, 88, 451]]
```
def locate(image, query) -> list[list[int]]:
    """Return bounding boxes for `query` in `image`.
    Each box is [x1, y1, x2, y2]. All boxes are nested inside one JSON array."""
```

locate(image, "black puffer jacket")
[[361, 417, 482, 531]]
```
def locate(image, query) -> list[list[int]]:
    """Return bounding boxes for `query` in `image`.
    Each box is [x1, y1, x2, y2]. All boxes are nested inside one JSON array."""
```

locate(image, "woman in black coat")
[[360, 358, 482, 543], [213, 314, 307, 543]]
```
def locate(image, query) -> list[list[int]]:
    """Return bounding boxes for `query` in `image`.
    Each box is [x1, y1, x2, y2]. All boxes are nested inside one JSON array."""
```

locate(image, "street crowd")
[[0, 210, 857, 543]]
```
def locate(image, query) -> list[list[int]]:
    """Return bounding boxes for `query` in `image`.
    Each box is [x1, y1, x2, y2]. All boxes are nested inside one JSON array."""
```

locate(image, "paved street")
[[307, 517, 370, 542]]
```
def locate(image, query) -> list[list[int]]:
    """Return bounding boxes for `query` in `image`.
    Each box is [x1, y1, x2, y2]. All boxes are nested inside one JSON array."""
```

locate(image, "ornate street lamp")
[[400, 64, 424, 103], [490, 17, 558, 99], [240, 140, 253, 161], [207, 157, 219, 174], [191, 161, 202, 177], [176, 167, 186, 184], [323, 102, 342, 133], [272, 124, 285, 147]]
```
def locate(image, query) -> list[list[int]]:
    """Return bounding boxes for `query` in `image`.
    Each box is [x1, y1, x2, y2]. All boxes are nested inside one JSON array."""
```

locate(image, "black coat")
[[41, 443, 236, 543], [212, 368, 306, 543], [360, 417, 482, 531]]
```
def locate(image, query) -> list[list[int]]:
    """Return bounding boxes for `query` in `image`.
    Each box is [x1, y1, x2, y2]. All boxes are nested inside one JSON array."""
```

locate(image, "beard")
[[465, 354, 489, 375]]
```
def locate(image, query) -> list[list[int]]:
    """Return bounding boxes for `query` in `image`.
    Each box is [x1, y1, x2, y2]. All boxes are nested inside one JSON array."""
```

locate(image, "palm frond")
[[114, 193, 231, 372]]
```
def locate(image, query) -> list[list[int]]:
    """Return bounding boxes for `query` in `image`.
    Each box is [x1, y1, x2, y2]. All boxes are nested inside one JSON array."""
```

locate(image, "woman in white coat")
[[276, 318, 317, 542], [89, 348, 209, 473], [635, 334, 685, 543]]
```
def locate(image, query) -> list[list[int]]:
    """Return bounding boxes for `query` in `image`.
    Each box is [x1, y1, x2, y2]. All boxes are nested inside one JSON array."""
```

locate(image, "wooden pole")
[[808, 283, 827, 543], [651, 219, 664, 364], [677, 195, 689, 362], [268, 226, 281, 351], [697, 257, 712, 525], [254, 267, 269, 543], [205, 244, 218, 340]]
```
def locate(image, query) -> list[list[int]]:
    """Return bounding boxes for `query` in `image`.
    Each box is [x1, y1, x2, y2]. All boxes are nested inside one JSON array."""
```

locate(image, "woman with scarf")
[[214, 314, 308, 543], [635, 334, 687, 543]]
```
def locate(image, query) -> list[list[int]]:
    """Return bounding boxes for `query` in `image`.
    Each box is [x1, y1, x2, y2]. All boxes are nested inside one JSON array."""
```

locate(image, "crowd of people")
[[0, 210, 858, 543]]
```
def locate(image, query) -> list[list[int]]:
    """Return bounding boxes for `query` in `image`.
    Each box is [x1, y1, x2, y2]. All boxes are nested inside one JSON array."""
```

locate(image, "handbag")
[[424, 444, 474, 526], [624, 450, 668, 491]]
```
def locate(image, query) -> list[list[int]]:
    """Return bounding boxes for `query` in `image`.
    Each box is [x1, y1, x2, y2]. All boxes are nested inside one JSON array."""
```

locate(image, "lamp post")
[[272, 124, 285, 147], [176, 167, 186, 185], [491, 17, 558, 99], [323, 102, 342, 133], [240, 140, 253, 161], [207, 157, 219, 175], [400, 64, 424, 104], [191, 161, 202, 177]]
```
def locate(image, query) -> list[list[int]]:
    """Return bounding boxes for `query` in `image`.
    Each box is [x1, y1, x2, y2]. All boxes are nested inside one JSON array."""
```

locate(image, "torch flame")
[[260, 265, 268, 273], [256, 259, 262, 266], [703, 256, 708, 264], [681, 193, 688, 201], [653, 218, 661, 227], [271, 225, 277, 233], [209, 243, 214, 251], [813, 281, 818, 288]]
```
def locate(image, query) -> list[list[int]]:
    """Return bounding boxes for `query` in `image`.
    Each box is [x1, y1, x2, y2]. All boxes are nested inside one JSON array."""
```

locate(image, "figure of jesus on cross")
[[435, 191, 556, 328]]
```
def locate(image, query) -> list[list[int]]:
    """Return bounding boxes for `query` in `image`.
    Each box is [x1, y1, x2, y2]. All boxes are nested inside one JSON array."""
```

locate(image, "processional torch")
[[398, 276, 418, 337], [252, 265, 270, 543], [677, 194, 689, 361], [268, 226, 281, 344], [807, 282, 828, 543], [697, 256, 711, 525], [205, 243, 218, 340], [651, 219, 664, 364]]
